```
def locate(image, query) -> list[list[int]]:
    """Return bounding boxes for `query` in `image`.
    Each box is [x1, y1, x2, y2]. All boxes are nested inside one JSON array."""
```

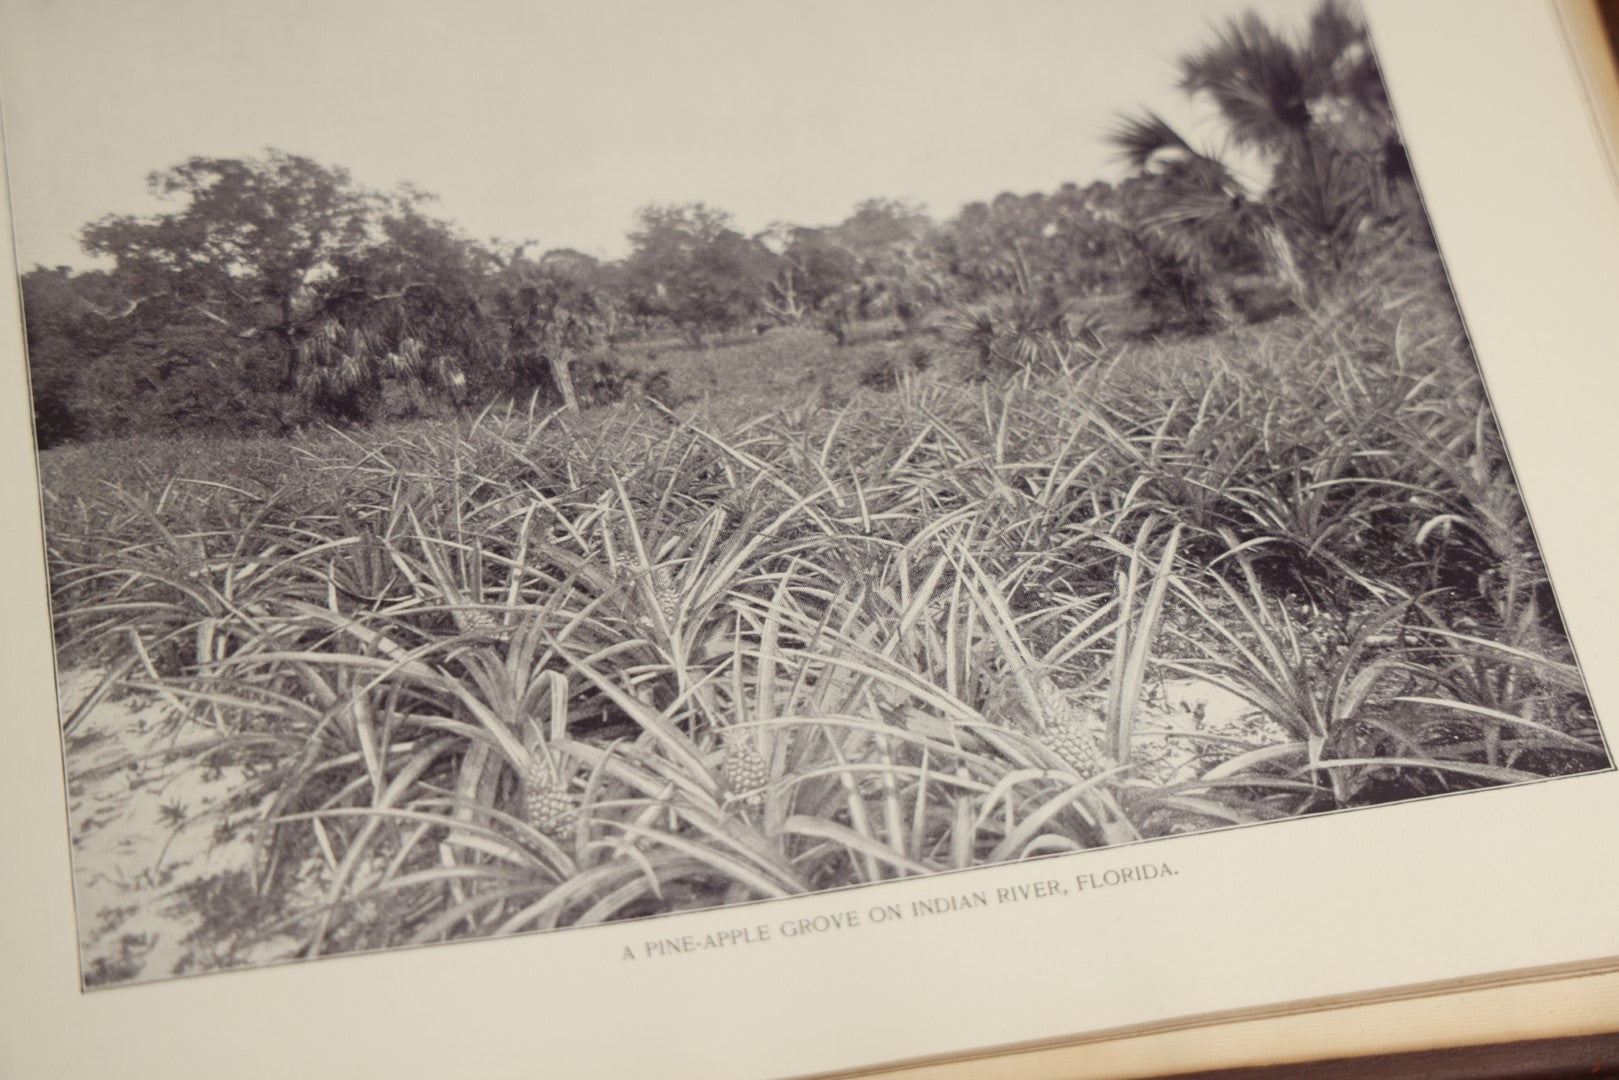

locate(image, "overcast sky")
[[1, 0, 1325, 271]]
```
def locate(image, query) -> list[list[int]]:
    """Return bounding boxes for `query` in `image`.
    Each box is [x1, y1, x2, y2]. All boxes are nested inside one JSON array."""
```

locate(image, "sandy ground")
[[1128, 676, 1290, 785], [58, 669, 302, 988], [55, 666, 1274, 988]]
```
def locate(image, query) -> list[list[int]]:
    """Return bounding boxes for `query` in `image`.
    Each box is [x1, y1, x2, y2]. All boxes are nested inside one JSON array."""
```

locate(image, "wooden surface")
[[822, 968, 1619, 1079], [1158, 1033, 1619, 1080], [1557, 0, 1619, 180], [1601, 0, 1619, 53]]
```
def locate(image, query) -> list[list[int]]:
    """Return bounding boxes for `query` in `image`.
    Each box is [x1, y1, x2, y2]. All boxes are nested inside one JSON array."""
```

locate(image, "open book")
[[1, 2, 1615, 1077]]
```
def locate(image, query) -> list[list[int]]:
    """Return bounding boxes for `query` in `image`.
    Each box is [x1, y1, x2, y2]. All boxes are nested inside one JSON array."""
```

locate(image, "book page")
[[1, 3, 1616, 1079]]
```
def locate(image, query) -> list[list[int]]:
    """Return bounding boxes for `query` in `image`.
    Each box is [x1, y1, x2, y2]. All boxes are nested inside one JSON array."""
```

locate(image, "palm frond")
[[1178, 12, 1312, 148], [1108, 111, 1197, 172]]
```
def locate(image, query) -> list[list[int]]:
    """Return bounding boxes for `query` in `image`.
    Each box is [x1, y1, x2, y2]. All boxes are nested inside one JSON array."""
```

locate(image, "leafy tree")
[[81, 150, 376, 394], [834, 198, 931, 253], [74, 322, 284, 438], [931, 186, 1123, 303], [19, 267, 125, 445], [20, 263, 292, 442], [295, 192, 490, 419], [755, 224, 860, 325], [754, 206, 940, 343], [72, 153, 541, 424], [829, 199, 941, 331], [24, 150, 670, 437], [536, 248, 628, 344], [623, 203, 769, 342]]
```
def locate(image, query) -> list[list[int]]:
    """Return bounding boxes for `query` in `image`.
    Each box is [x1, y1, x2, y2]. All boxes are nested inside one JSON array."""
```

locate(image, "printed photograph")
[[1, 0, 1608, 989]]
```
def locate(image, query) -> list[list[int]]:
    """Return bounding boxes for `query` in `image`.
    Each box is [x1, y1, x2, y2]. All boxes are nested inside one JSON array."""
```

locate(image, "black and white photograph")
[[0, 0, 1612, 1011]]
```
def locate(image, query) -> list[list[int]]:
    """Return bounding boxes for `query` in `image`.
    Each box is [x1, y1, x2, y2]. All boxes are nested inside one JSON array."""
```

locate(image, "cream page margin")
[[1, 2, 1616, 1079]]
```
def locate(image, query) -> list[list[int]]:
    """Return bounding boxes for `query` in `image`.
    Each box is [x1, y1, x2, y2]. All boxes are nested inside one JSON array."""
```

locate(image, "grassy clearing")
[[41, 255, 1609, 982], [613, 323, 904, 402]]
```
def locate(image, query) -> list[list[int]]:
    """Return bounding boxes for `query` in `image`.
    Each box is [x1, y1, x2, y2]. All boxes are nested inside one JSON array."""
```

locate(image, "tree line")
[[20, 0, 1425, 448]]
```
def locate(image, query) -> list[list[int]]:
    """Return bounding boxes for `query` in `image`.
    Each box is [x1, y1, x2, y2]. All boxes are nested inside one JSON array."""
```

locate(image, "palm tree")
[[1109, 0, 1412, 314], [290, 199, 485, 420], [479, 257, 610, 411], [1107, 114, 1265, 323]]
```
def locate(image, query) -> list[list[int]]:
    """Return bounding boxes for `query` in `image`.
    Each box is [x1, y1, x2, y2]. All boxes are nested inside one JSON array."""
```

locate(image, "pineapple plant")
[[988, 664, 1113, 780]]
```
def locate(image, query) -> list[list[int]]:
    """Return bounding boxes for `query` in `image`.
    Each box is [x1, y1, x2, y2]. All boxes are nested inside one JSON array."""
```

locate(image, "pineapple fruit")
[[989, 665, 1113, 779], [520, 754, 577, 842], [721, 731, 769, 808], [1032, 677, 1111, 780], [452, 605, 505, 637], [648, 564, 681, 626]]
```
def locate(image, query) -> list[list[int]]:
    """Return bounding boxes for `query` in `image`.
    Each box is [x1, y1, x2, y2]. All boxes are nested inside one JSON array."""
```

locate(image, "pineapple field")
[[40, 241, 1609, 986]]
